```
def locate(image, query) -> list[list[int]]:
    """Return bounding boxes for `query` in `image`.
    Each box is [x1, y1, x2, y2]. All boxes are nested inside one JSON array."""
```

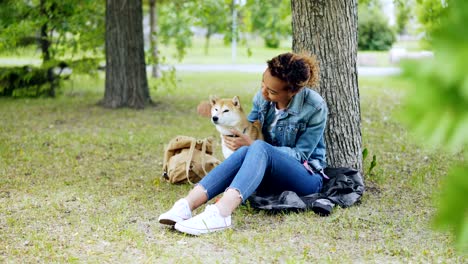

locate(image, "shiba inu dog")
[[210, 95, 263, 159]]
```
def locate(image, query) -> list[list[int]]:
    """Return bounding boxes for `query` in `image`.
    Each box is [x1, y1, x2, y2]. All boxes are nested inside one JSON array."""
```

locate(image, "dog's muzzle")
[[212, 116, 219, 123]]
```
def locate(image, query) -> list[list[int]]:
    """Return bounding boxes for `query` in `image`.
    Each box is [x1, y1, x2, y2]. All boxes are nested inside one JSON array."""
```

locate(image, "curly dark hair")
[[267, 52, 320, 93]]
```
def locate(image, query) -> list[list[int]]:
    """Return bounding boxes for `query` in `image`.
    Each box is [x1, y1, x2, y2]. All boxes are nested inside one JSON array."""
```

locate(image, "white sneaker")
[[158, 199, 192, 226], [174, 205, 231, 235]]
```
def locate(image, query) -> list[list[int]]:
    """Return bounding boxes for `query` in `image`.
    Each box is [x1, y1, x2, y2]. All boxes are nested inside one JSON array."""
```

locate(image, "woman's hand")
[[223, 129, 253, 151]]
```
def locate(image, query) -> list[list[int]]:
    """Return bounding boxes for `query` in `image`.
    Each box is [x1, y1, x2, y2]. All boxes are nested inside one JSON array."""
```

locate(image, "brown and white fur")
[[210, 95, 263, 159]]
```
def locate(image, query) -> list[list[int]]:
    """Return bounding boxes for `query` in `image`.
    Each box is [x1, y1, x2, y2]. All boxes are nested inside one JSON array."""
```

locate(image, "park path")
[[0, 58, 401, 76], [167, 64, 401, 76]]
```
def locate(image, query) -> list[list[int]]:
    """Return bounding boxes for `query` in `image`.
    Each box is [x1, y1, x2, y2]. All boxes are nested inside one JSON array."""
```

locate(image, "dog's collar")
[[226, 127, 247, 137]]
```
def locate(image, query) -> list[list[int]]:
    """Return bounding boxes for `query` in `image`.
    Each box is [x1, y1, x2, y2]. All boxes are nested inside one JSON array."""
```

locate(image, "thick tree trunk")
[[39, 0, 55, 97], [149, 0, 160, 78], [204, 29, 211, 56], [291, 0, 362, 172], [103, 0, 150, 108]]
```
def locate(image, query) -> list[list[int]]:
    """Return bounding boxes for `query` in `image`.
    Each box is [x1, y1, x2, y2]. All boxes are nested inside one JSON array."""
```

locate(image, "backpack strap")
[[200, 138, 209, 175], [185, 137, 197, 185], [162, 141, 172, 179]]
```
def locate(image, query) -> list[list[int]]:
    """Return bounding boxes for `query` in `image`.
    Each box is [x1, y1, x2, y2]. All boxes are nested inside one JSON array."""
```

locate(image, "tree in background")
[[291, 0, 362, 172], [358, 0, 396, 51], [0, 0, 104, 64], [147, 0, 197, 78], [245, 0, 291, 48], [102, 0, 150, 109], [158, 1, 196, 62], [0, 0, 104, 97], [415, 0, 448, 48], [148, 0, 161, 78], [193, 0, 230, 55], [395, 0, 414, 35], [401, 0, 467, 251]]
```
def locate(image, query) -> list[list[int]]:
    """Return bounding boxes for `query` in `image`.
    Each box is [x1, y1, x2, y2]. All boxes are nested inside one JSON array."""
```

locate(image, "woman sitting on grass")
[[159, 52, 328, 235]]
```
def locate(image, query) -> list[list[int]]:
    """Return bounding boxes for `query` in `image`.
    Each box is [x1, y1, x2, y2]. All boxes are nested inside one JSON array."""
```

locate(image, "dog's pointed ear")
[[209, 95, 219, 106], [232, 96, 241, 108]]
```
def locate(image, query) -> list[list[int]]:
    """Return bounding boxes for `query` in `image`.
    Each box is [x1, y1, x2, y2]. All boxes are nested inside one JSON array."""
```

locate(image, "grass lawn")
[[158, 36, 293, 65], [0, 72, 465, 263]]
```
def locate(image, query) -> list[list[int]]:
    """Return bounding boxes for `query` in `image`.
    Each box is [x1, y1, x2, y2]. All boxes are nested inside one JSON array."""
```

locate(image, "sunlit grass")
[[158, 36, 292, 65]]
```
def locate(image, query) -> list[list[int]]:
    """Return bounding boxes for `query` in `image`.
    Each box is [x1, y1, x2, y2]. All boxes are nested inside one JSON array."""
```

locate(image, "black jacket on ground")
[[246, 167, 365, 215]]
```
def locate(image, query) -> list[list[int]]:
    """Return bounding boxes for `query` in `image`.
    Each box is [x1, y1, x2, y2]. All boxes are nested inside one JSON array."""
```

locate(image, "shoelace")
[[201, 208, 223, 230]]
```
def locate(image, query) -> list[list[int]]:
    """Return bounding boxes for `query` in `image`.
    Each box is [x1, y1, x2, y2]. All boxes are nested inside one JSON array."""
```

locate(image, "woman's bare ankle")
[[215, 188, 242, 217], [185, 184, 208, 211]]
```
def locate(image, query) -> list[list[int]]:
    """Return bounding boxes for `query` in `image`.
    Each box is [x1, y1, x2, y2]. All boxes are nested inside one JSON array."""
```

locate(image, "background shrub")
[[0, 66, 62, 97], [358, 6, 396, 51]]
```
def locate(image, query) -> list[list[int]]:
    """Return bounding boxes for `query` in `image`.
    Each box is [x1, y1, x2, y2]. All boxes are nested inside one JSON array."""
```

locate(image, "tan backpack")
[[162, 135, 221, 184]]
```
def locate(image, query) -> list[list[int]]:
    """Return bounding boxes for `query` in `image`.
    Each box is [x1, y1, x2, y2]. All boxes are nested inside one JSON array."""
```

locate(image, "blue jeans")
[[198, 140, 323, 201]]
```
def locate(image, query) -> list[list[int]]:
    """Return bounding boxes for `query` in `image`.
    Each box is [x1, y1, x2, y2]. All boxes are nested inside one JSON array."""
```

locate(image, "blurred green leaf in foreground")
[[401, 0, 468, 252]]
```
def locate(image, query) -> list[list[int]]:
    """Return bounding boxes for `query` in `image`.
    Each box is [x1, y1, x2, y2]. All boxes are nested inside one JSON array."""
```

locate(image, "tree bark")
[[39, 0, 56, 97], [291, 0, 362, 172], [103, 0, 150, 108], [149, 0, 160, 78], [204, 27, 213, 56]]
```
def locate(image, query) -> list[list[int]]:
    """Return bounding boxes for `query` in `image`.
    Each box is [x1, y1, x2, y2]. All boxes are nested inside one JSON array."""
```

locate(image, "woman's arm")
[[275, 101, 328, 162], [247, 91, 262, 122]]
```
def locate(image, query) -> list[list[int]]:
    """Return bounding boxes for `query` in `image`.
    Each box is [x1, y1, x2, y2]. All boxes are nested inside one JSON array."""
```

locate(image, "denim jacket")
[[247, 88, 328, 171]]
